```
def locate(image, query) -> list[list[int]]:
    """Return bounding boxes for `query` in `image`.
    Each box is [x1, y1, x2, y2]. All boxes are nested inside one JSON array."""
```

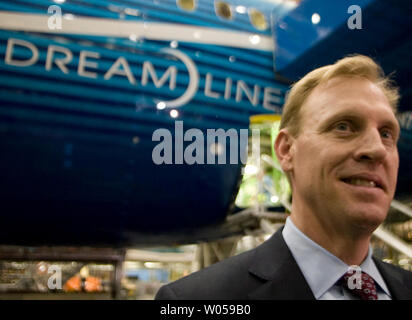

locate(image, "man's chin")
[[349, 206, 388, 233]]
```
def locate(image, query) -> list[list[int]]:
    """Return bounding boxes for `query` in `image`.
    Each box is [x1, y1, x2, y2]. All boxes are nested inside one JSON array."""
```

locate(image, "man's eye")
[[381, 130, 393, 140], [335, 122, 350, 131]]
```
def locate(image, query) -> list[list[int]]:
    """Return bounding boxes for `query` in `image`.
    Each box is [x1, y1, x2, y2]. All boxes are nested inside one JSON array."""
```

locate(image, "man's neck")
[[289, 213, 371, 266]]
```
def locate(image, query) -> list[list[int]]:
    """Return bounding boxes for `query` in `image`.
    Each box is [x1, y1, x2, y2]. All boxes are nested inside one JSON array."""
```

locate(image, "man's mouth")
[[341, 177, 383, 189]]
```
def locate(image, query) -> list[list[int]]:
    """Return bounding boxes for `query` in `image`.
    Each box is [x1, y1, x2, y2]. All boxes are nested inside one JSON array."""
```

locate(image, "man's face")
[[289, 77, 400, 233]]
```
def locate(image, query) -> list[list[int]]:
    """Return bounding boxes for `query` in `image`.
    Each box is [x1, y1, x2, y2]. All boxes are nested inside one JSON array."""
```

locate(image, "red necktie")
[[339, 270, 378, 300]]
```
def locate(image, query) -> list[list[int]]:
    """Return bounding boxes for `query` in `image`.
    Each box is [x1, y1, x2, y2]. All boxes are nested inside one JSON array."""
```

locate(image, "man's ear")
[[274, 129, 294, 172]]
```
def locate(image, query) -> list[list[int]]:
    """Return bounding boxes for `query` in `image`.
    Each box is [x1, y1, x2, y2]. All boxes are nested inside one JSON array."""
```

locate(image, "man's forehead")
[[300, 77, 396, 122]]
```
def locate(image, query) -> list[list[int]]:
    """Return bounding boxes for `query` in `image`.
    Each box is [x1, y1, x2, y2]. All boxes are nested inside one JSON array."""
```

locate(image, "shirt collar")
[[282, 217, 391, 299]]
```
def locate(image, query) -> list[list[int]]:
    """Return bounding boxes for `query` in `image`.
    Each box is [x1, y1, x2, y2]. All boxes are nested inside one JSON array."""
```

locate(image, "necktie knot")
[[339, 268, 378, 300]]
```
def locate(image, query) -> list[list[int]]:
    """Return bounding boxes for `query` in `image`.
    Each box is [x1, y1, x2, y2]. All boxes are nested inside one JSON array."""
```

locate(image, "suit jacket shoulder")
[[155, 243, 263, 299], [373, 258, 412, 300], [155, 229, 315, 300]]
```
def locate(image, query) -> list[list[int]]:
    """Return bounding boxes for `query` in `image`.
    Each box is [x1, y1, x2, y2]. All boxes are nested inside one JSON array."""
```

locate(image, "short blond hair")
[[280, 54, 400, 137]]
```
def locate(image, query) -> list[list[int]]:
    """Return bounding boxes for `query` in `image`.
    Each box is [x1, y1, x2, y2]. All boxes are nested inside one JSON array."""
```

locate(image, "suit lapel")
[[373, 258, 412, 300], [247, 228, 315, 300]]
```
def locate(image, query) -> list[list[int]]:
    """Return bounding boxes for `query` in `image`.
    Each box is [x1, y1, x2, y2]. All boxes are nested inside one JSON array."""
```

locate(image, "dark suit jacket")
[[155, 228, 412, 300]]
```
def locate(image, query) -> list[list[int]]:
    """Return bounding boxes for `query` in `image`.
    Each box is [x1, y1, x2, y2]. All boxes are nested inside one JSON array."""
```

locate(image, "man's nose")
[[353, 129, 387, 162]]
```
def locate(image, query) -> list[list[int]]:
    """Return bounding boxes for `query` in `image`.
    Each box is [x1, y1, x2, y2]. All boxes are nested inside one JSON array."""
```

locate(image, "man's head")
[[275, 55, 400, 235], [279, 55, 400, 137]]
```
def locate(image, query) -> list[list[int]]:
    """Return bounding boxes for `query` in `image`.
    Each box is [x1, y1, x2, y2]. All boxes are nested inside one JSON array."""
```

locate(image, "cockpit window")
[[215, 1, 233, 20], [249, 8, 268, 30], [177, 0, 196, 11]]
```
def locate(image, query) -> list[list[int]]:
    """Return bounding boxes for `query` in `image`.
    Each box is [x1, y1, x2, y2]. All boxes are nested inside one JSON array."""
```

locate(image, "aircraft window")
[[215, 1, 233, 20], [249, 9, 268, 30], [177, 0, 196, 11]]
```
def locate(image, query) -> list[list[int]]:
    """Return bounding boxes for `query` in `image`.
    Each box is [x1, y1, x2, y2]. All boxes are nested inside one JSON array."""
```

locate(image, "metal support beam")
[[196, 237, 240, 269], [125, 249, 195, 263], [391, 200, 412, 219], [373, 226, 412, 259], [112, 259, 124, 300]]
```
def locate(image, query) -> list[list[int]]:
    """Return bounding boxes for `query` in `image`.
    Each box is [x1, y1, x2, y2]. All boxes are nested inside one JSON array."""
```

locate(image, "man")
[[155, 55, 412, 300]]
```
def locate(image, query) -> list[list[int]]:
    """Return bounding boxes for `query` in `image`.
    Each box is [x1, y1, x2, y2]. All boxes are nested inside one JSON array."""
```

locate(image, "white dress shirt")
[[282, 217, 391, 300]]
